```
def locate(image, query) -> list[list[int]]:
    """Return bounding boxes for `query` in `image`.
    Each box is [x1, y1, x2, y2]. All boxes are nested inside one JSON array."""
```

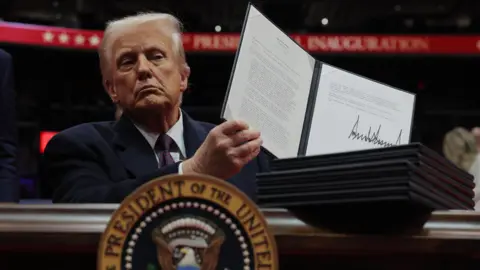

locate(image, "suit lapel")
[[111, 111, 208, 177], [182, 111, 208, 158], [112, 115, 158, 178]]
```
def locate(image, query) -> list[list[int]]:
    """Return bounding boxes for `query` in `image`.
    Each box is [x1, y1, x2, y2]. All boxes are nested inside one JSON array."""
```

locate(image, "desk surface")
[[1, 204, 480, 255]]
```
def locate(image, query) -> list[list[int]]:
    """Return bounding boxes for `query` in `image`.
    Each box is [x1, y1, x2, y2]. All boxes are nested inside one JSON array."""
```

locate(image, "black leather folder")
[[256, 145, 476, 211], [258, 183, 447, 210], [269, 143, 473, 189], [258, 159, 473, 207]]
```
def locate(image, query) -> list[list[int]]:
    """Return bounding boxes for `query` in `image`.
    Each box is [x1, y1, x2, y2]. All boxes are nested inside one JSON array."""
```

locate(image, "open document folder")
[[221, 3, 416, 159]]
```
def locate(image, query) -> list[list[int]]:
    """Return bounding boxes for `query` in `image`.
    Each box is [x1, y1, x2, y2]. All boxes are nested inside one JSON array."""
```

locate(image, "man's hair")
[[98, 12, 189, 84]]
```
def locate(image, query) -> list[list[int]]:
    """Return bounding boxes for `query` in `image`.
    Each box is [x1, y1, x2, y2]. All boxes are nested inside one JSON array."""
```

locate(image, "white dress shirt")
[[133, 111, 186, 174]]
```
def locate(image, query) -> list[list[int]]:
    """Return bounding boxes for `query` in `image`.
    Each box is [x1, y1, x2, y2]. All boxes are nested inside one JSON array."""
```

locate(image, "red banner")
[[1, 21, 480, 55], [0, 22, 103, 49], [39, 131, 58, 154]]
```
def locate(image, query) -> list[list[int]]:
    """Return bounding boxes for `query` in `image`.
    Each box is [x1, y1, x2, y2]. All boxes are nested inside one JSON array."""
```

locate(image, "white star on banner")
[[89, 35, 100, 46], [58, 33, 69, 44], [42, 31, 54, 43], [74, 34, 85, 45]]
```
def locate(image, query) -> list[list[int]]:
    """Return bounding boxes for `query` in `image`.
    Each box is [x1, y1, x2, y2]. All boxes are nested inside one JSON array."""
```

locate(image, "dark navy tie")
[[154, 134, 176, 167]]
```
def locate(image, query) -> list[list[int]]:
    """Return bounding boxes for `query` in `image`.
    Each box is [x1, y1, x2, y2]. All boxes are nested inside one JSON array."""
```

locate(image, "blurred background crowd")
[[1, 0, 480, 200]]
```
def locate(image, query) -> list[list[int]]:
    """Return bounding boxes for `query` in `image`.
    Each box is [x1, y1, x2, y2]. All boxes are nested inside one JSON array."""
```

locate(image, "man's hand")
[[182, 120, 262, 179]]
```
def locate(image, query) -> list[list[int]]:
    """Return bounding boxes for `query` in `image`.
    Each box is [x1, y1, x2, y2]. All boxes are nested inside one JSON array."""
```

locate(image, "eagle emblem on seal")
[[151, 217, 225, 270]]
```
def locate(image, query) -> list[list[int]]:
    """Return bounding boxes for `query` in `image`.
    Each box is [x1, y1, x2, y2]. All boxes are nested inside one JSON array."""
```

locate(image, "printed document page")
[[306, 64, 415, 156], [222, 5, 315, 159]]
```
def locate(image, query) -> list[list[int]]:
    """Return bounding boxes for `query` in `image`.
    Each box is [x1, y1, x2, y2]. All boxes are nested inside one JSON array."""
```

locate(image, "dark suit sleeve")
[[257, 150, 272, 173], [0, 51, 19, 202], [43, 132, 180, 203]]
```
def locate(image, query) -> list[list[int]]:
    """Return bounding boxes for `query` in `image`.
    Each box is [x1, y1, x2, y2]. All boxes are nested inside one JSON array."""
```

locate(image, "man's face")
[[105, 22, 189, 117]]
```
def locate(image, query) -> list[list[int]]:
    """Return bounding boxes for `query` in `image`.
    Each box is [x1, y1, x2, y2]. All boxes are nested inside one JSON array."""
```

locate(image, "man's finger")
[[229, 129, 261, 146], [236, 142, 262, 166], [244, 146, 261, 162], [219, 120, 249, 135], [232, 137, 263, 158]]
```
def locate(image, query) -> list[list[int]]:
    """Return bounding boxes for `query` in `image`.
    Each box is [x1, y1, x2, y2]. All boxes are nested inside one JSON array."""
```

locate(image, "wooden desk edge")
[[1, 205, 480, 255]]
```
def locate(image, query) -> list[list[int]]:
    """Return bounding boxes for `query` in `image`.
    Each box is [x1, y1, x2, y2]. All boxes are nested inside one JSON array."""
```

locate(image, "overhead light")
[[215, 25, 222, 32], [321, 18, 328, 26]]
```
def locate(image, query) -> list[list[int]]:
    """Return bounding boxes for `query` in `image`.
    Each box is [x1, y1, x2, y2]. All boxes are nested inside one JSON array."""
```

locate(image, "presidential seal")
[[97, 174, 278, 270]]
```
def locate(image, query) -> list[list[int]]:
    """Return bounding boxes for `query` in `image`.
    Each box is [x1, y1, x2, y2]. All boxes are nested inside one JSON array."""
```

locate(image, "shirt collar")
[[132, 111, 186, 158]]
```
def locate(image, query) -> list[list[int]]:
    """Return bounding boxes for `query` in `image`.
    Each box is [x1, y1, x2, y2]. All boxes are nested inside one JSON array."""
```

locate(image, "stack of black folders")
[[257, 143, 475, 234]]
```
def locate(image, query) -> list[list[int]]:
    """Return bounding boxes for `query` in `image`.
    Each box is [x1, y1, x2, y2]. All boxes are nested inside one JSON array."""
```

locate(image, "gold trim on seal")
[[97, 174, 278, 270]]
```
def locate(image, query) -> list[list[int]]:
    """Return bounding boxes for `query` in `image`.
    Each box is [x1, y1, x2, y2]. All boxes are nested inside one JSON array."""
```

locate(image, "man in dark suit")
[[0, 49, 19, 202], [42, 13, 270, 203]]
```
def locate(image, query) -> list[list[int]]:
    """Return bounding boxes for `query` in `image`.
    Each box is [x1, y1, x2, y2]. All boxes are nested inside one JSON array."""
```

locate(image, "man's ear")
[[104, 79, 118, 103], [179, 65, 191, 92]]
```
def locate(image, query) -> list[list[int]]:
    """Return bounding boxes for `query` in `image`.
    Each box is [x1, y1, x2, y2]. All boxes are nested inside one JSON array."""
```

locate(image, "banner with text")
[[1, 21, 480, 55]]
